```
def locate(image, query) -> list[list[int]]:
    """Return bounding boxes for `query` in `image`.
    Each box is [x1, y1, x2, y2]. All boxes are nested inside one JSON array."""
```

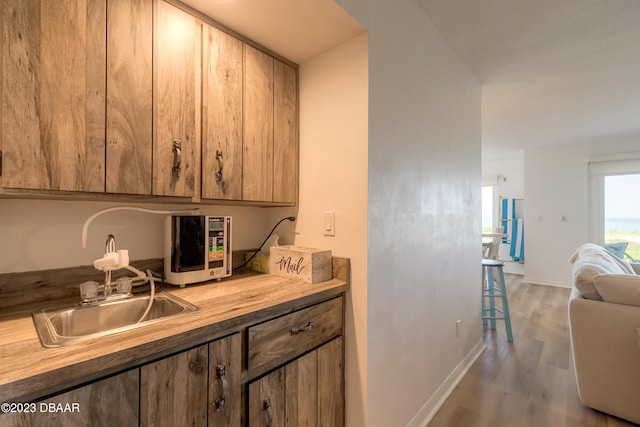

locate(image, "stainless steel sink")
[[32, 292, 199, 347]]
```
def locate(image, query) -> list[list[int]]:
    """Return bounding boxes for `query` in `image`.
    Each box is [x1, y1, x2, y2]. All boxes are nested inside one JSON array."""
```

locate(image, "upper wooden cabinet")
[[243, 45, 274, 202], [2, 0, 107, 192], [202, 23, 243, 201], [1, 0, 298, 205], [243, 46, 298, 204], [1, 0, 153, 195], [153, 0, 199, 198], [273, 60, 298, 204], [107, 0, 153, 195]]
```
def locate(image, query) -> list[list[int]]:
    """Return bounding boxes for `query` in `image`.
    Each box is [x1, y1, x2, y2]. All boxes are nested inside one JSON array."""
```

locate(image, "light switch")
[[323, 211, 335, 236]]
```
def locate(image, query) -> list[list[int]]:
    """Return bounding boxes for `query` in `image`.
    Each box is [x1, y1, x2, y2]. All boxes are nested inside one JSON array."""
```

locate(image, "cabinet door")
[[318, 337, 344, 427], [285, 351, 317, 427], [249, 338, 344, 427], [202, 23, 243, 200], [140, 344, 208, 427], [243, 45, 274, 202], [106, 0, 153, 195], [273, 60, 298, 204], [248, 367, 285, 427], [33, 368, 138, 427], [2, 0, 106, 192], [0, 370, 138, 427], [153, 0, 199, 197], [0, 411, 30, 427], [209, 333, 242, 426]]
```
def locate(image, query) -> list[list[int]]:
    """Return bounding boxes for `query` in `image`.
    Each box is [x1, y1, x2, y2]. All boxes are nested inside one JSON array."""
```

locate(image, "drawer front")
[[248, 297, 343, 370]]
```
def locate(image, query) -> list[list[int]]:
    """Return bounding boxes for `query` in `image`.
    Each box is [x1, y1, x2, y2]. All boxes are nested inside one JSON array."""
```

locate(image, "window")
[[589, 155, 640, 261], [604, 174, 640, 261], [482, 185, 494, 233]]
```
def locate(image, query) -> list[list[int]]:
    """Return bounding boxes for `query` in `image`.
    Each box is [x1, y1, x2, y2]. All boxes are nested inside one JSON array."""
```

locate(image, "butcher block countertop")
[[0, 258, 349, 403]]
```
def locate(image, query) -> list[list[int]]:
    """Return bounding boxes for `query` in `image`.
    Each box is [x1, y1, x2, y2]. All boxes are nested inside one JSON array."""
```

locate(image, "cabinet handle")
[[214, 364, 228, 412], [215, 149, 224, 183], [263, 398, 273, 427], [290, 321, 316, 335], [172, 140, 182, 177]]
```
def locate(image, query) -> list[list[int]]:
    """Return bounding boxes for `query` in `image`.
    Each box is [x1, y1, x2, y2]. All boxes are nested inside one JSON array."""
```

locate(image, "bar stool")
[[482, 258, 513, 342]]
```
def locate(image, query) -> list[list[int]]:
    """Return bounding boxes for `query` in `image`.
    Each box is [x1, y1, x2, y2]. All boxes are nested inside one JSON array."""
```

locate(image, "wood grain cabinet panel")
[[0, 368, 140, 427], [243, 45, 274, 202], [202, 23, 243, 201], [140, 333, 242, 427], [242, 46, 298, 204], [2, 0, 106, 192], [285, 351, 317, 426], [106, 0, 153, 195], [153, 0, 199, 197], [248, 338, 345, 427], [249, 367, 286, 427], [273, 60, 298, 204], [140, 344, 209, 427], [208, 333, 242, 426], [247, 297, 343, 370], [2, 0, 154, 195], [33, 368, 139, 427], [0, 411, 30, 427], [318, 336, 345, 427]]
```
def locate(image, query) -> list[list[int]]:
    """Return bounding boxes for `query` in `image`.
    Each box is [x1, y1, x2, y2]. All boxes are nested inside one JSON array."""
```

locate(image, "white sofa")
[[568, 243, 640, 424]]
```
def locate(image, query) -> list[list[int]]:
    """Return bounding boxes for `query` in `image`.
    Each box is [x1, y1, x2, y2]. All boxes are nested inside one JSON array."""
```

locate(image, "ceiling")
[[178, 0, 365, 64], [417, 0, 640, 159], [180, 0, 640, 160]]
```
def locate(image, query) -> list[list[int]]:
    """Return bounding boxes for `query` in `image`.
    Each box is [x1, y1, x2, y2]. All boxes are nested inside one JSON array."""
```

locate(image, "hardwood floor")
[[428, 274, 639, 427]]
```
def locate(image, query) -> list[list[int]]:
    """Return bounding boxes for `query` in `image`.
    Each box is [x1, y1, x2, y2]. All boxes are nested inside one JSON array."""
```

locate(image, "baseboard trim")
[[406, 338, 486, 427], [522, 276, 572, 288]]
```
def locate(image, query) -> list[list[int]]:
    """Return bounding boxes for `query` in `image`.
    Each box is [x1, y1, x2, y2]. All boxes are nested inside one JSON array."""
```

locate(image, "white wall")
[[0, 199, 286, 273], [337, 1, 482, 426], [292, 33, 369, 427], [483, 151, 525, 201], [524, 143, 590, 287]]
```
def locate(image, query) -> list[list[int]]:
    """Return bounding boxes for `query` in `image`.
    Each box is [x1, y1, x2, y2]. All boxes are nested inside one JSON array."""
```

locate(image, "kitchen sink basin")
[[32, 292, 199, 348]]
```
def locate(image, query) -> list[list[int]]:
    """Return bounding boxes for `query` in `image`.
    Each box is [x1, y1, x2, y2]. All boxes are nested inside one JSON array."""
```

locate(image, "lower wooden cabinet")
[[249, 366, 286, 426], [140, 333, 242, 427], [2, 296, 344, 427], [0, 369, 139, 427], [317, 337, 345, 426], [209, 333, 242, 426], [248, 337, 344, 427], [140, 344, 208, 426]]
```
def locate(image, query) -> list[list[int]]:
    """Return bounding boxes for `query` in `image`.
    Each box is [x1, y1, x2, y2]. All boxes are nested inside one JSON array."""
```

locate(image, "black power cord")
[[234, 216, 296, 271]]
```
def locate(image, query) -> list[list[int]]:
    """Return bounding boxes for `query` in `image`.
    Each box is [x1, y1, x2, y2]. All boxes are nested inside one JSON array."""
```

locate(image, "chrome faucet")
[[104, 234, 116, 296]]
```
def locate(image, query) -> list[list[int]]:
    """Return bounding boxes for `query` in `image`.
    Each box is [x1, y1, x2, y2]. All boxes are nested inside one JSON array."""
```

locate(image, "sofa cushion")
[[569, 243, 636, 300], [593, 274, 640, 307]]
